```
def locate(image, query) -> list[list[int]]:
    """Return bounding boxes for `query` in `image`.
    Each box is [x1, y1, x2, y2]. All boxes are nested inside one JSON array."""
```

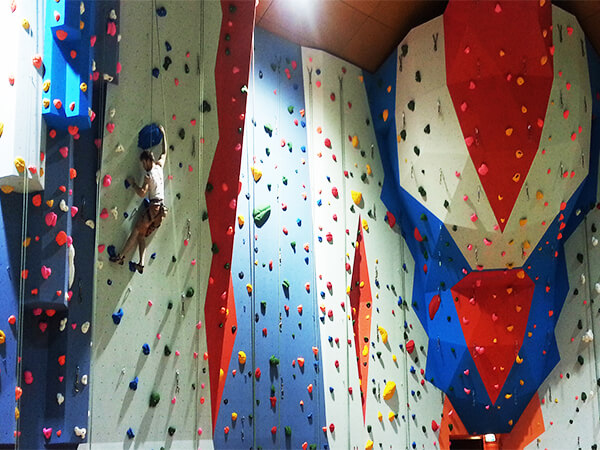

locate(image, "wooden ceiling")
[[255, 0, 600, 73]]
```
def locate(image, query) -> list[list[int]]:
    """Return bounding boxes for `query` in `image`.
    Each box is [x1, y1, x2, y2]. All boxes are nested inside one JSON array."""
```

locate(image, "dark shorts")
[[136, 199, 168, 237]]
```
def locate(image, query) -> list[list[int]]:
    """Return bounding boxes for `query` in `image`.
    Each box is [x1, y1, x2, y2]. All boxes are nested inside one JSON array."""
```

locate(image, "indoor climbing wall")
[[90, 1, 253, 448], [301, 46, 444, 449], [214, 28, 328, 449], [368, 0, 600, 443], [0, 0, 45, 191]]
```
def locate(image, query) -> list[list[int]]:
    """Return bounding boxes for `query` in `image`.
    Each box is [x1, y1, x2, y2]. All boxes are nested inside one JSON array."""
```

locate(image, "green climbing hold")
[[269, 355, 280, 365], [229, 4, 236, 12], [282, 280, 290, 289], [241, 85, 248, 94], [264, 124, 274, 137], [149, 391, 161, 407], [206, 182, 213, 192], [186, 287, 194, 298], [282, 176, 288, 185], [310, 445, 317, 450], [253, 205, 271, 227], [285, 426, 292, 436], [287, 105, 294, 114], [448, 424, 453, 431], [211, 243, 219, 254], [420, 213, 428, 221], [266, 147, 271, 156], [290, 241, 296, 248]]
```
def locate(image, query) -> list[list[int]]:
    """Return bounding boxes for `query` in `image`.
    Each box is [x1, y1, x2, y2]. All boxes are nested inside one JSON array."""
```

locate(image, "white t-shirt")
[[143, 163, 164, 201]]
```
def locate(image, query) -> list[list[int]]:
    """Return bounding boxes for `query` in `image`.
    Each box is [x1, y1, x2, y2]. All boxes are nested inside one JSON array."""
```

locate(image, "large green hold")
[[149, 391, 160, 407], [284, 426, 292, 436], [253, 205, 271, 227]]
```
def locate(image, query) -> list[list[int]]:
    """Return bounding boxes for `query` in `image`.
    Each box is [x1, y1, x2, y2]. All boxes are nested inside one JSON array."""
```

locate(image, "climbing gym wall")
[[368, 0, 600, 447], [91, 0, 253, 448], [301, 46, 444, 449]]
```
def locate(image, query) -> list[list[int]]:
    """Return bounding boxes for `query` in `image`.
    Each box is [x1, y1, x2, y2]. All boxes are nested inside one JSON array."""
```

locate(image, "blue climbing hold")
[[142, 343, 151, 355], [301, 146, 306, 152], [112, 308, 124, 325], [138, 123, 163, 149], [127, 428, 135, 439], [107, 245, 117, 258], [124, 179, 130, 189], [152, 68, 160, 78], [129, 261, 138, 272], [165, 41, 172, 51], [156, 6, 167, 16], [129, 377, 139, 390]]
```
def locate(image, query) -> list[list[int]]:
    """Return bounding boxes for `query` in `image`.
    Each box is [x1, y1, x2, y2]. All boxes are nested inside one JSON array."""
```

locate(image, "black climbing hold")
[[206, 182, 213, 192], [229, 4, 236, 13], [401, 44, 408, 56], [202, 211, 208, 221], [168, 426, 176, 436], [164, 345, 171, 356], [577, 253, 584, 263], [578, 319, 583, 329], [231, 326, 237, 334], [163, 56, 172, 70], [200, 100, 211, 113], [407, 100, 415, 111], [414, 146, 420, 156], [415, 71, 421, 82], [186, 287, 195, 298], [443, 200, 449, 209], [578, 355, 585, 365], [418, 186, 427, 197], [400, 129, 407, 140], [184, 63, 190, 74], [171, 255, 177, 262], [178, 128, 185, 139], [424, 124, 430, 134], [592, 223, 597, 233], [167, 301, 173, 309]]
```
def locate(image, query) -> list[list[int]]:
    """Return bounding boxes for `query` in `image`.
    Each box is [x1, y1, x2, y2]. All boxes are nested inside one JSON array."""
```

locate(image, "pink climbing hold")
[[45, 212, 57, 227], [42, 428, 52, 439], [103, 175, 112, 187], [324, 138, 332, 149], [41, 265, 52, 279], [70, 206, 78, 217], [478, 163, 489, 176], [24, 370, 33, 384], [331, 187, 338, 198], [59, 147, 68, 158]]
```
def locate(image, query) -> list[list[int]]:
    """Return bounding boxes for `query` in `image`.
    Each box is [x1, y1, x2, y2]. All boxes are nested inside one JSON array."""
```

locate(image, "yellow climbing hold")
[[392, 354, 397, 362], [22, 19, 30, 30], [246, 284, 253, 294], [508, 419, 514, 426], [366, 439, 374, 450], [251, 166, 262, 182], [366, 164, 372, 175], [521, 105, 528, 113], [540, 55, 548, 65], [238, 215, 245, 227], [80, 82, 88, 92], [43, 98, 50, 108], [219, 368, 224, 379], [231, 412, 238, 421], [1, 186, 14, 194], [42, 80, 51, 92], [383, 380, 396, 400], [362, 218, 369, 231], [520, 379, 525, 385], [522, 240, 530, 250], [382, 109, 389, 122], [506, 325, 514, 332], [14, 158, 26, 173], [23, 237, 31, 247], [378, 326, 388, 344], [238, 351, 247, 364], [516, 76, 525, 85], [388, 411, 395, 421], [505, 127, 513, 136], [362, 344, 369, 357], [505, 393, 512, 399], [15, 407, 19, 420], [351, 190, 362, 205], [352, 136, 359, 148], [0, 122, 4, 137], [516, 355, 524, 364], [512, 172, 521, 182], [536, 190, 544, 200], [378, 411, 383, 421], [519, 218, 527, 227], [0, 329, 5, 344]]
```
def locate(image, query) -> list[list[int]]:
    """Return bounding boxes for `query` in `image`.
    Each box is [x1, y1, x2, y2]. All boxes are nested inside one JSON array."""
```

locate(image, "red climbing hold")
[[429, 294, 441, 320], [406, 339, 415, 354]]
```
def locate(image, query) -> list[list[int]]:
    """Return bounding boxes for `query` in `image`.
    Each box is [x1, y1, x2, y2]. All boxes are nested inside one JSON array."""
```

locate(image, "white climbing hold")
[[57, 393, 64, 405], [592, 236, 598, 247], [68, 244, 75, 288], [595, 283, 600, 294], [81, 375, 88, 385], [581, 274, 586, 285], [109, 9, 117, 20], [108, 107, 116, 118], [115, 143, 124, 153], [582, 329, 594, 343], [111, 207, 118, 220], [85, 219, 95, 229], [97, 260, 104, 270], [59, 199, 68, 212], [81, 321, 90, 334], [59, 318, 67, 332], [80, 2, 85, 14], [74, 427, 86, 439]]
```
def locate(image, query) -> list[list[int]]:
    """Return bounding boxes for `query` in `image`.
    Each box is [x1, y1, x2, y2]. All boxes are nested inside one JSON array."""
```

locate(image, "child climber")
[[110, 124, 168, 273]]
